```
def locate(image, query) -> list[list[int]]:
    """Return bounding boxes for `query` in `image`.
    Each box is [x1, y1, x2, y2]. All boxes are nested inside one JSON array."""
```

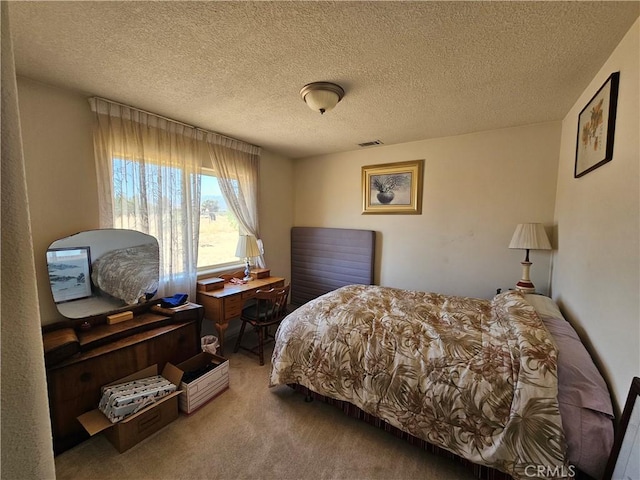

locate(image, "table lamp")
[[235, 234, 261, 281], [508, 223, 551, 293]]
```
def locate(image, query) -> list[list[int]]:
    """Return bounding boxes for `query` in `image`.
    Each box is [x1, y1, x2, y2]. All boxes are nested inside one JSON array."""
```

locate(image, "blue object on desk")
[[160, 293, 188, 308]]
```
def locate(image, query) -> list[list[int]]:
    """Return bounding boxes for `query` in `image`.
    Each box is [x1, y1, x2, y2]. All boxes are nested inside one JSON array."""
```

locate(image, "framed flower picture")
[[361, 159, 424, 214], [574, 72, 620, 178]]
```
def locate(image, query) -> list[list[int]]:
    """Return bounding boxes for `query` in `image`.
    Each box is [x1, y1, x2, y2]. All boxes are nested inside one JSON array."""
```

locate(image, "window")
[[91, 97, 260, 300], [112, 159, 242, 272], [197, 170, 241, 271]]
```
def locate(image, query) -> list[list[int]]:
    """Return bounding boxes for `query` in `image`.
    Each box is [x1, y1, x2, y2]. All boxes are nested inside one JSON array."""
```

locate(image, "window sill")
[[197, 263, 245, 280]]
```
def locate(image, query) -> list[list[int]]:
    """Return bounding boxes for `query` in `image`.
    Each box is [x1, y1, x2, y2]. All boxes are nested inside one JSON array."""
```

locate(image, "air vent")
[[357, 140, 384, 147]]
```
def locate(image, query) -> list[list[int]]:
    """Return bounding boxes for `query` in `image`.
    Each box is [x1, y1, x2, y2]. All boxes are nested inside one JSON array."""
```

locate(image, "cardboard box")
[[197, 277, 224, 291], [77, 363, 183, 453], [177, 352, 229, 414]]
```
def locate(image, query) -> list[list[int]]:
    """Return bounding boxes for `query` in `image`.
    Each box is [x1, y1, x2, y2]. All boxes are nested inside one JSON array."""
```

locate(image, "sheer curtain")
[[203, 133, 265, 268], [90, 98, 202, 300]]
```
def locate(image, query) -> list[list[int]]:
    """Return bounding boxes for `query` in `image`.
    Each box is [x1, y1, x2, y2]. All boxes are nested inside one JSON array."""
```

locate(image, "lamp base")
[[515, 282, 536, 294], [515, 261, 536, 294], [243, 259, 252, 282]]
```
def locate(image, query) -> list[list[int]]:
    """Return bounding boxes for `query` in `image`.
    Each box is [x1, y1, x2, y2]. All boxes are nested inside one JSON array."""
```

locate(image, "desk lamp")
[[235, 234, 261, 281], [508, 223, 551, 293]]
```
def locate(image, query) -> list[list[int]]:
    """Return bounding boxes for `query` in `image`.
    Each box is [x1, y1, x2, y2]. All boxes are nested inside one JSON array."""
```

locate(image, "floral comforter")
[[91, 243, 159, 305], [269, 285, 569, 479]]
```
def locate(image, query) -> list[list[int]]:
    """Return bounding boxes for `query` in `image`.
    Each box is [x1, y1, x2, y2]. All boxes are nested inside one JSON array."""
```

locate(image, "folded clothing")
[[182, 362, 219, 384], [99, 375, 177, 423], [160, 293, 188, 308]]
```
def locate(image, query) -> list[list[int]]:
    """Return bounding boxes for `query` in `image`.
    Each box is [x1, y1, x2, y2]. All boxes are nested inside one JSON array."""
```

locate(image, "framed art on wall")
[[362, 159, 424, 214], [574, 71, 620, 178]]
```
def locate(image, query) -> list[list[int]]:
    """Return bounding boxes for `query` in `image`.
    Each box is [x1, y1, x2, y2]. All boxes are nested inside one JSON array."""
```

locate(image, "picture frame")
[[574, 71, 620, 178], [603, 377, 640, 480], [362, 159, 424, 214], [46, 246, 93, 303]]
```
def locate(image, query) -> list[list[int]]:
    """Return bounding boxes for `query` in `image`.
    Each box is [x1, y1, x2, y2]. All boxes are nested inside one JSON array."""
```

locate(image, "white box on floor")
[[177, 352, 229, 414]]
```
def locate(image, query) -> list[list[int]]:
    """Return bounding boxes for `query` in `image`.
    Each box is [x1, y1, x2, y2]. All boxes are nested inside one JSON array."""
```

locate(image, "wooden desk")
[[196, 276, 285, 352]]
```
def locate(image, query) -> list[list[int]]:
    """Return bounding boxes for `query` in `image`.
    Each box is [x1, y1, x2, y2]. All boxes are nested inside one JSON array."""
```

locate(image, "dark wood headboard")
[[290, 227, 376, 307]]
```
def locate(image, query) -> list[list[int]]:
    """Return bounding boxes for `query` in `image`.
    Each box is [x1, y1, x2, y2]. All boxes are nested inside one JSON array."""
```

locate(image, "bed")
[[275, 227, 613, 479], [269, 284, 614, 479], [91, 242, 159, 305]]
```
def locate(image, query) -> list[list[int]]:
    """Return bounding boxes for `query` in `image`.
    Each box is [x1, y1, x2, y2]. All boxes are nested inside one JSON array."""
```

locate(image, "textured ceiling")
[[8, 1, 639, 159]]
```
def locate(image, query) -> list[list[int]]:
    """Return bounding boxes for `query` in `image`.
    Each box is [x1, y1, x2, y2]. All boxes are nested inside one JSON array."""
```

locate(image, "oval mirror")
[[46, 229, 159, 319]]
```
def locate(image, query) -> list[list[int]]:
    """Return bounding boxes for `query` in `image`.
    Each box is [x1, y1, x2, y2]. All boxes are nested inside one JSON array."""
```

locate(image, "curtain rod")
[[90, 96, 261, 150]]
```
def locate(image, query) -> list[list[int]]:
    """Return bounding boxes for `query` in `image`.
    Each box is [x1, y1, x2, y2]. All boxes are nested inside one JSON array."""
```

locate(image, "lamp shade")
[[508, 223, 551, 250], [300, 82, 345, 114], [235, 235, 261, 259]]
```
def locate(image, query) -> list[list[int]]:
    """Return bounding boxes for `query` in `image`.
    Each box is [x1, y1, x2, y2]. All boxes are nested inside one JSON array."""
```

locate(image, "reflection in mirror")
[[47, 247, 92, 303], [46, 229, 159, 319]]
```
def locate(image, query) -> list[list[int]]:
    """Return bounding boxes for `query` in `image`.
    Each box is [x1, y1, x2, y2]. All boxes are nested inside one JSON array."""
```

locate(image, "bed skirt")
[[290, 383, 513, 480]]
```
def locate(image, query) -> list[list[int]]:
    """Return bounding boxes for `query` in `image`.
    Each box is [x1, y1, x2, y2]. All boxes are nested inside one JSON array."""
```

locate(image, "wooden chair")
[[233, 284, 290, 365]]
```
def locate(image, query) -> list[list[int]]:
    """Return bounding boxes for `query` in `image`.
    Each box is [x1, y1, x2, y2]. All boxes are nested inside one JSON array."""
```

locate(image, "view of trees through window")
[[112, 158, 239, 270], [198, 174, 240, 269]]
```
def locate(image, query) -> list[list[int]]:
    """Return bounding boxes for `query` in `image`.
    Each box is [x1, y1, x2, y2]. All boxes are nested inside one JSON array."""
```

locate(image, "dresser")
[[42, 303, 203, 454]]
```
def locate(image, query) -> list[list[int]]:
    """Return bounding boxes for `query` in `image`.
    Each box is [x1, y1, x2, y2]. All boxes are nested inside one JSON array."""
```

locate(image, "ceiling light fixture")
[[300, 82, 345, 115]]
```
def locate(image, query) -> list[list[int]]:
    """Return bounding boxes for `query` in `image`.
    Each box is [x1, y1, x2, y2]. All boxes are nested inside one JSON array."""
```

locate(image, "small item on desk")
[[250, 268, 270, 279], [107, 311, 134, 325], [229, 277, 248, 285], [150, 303, 192, 316], [197, 277, 224, 292], [160, 293, 188, 308]]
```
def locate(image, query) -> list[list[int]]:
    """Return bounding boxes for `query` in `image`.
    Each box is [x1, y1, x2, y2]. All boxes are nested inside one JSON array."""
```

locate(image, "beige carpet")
[[55, 338, 476, 480]]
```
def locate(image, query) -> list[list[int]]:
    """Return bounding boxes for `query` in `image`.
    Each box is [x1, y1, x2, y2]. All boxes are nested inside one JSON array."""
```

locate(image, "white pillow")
[[524, 293, 563, 319]]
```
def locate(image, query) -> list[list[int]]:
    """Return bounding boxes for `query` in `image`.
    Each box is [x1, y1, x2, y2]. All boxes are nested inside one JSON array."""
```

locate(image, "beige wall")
[[294, 122, 561, 299], [552, 19, 639, 409], [18, 77, 98, 325], [17, 78, 294, 326], [258, 149, 294, 280]]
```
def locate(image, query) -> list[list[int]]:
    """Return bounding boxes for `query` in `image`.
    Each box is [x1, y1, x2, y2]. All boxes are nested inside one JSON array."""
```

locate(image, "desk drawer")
[[241, 280, 285, 300], [242, 290, 257, 300], [224, 296, 243, 319]]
